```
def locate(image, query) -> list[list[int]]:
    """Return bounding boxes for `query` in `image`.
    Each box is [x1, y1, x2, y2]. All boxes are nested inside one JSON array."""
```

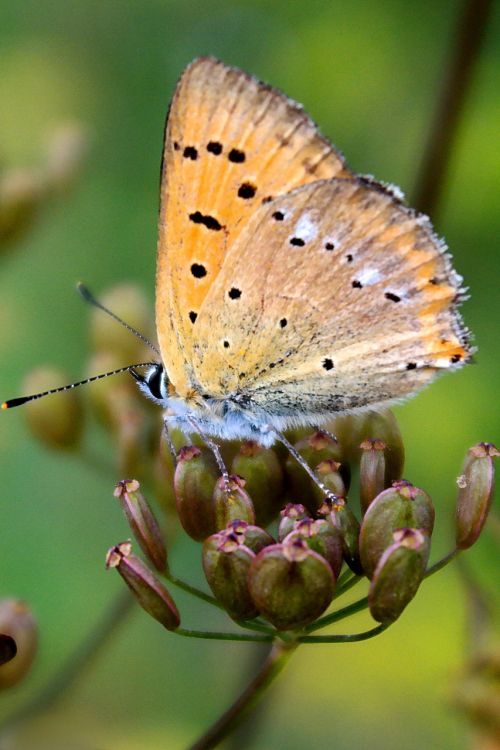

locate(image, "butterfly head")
[[132, 363, 170, 407]]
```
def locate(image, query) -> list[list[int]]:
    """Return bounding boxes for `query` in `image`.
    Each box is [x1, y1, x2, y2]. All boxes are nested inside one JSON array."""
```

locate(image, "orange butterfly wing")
[[156, 57, 349, 397]]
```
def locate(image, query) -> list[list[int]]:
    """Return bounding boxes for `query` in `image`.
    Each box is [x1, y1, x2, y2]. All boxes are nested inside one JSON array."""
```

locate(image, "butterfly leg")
[[162, 420, 179, 464], [271, 427, 340, 503], [186, 416, 231, 490]]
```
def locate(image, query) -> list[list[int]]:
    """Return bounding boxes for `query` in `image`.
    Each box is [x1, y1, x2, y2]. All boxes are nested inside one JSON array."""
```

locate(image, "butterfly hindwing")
[[190, 177, 470, 417]]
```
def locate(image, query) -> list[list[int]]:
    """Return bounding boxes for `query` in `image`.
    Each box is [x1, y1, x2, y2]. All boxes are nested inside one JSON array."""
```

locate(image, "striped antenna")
[[77, 282, 160, 356], [2, 363, 156, 410]]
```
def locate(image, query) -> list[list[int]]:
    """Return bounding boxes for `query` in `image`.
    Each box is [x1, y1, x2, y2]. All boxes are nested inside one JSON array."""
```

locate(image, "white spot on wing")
[[357, 267, 381, 286], [294, 212, 318, 242]]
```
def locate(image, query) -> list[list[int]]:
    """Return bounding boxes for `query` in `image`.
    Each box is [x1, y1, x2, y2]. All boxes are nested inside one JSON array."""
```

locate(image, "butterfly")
[[4, 58, 471, 454]]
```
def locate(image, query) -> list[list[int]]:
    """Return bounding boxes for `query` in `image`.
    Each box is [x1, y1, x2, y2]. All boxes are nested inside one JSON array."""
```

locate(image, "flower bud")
[[173, 446, 219, 541], [456, 443, 499, 550], [225, 520, 275, 553], [0, 168, 43, 246], [285, 431, 349, 510], [114, 479, 167, 572], [0, 600, 37, 689], [359, 480, 434, 579], [106, 542, 180, 631], [22, 366, 84, 449], [311, 459, 347, 508], [248, 538, 335, 630], [320, 498, 363, 574], [329, 410, 404, 484], [202, 531, 259, 621], [214, 475, 256, 529], [368, 528, 430, 623], [359, 439, 387, 514], [231, 441, 284, 526], [278, 503, 309, 541], [89, 283, 154, 364], [285, 518, 343, 578]]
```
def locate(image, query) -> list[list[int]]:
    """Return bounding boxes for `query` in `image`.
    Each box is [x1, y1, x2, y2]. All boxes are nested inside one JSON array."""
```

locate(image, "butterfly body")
[[152, 58, 471, 445]]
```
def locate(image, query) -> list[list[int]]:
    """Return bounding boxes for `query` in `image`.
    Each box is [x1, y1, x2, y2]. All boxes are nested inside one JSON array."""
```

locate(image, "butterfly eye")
[[145, 365, 167, 402]]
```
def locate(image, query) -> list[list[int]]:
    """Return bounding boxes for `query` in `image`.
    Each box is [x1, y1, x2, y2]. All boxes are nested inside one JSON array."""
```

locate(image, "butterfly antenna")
[[77, 282, 161, 356], [2, 362, 156, 410]]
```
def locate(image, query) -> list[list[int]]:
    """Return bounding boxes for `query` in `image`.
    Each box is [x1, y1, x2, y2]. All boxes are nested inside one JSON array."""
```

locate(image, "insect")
[[3, 58, 471, 467]]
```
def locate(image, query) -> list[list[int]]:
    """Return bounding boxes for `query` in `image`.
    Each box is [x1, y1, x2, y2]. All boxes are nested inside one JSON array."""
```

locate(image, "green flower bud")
[[456, 443, 499, 550], [89, 283, 154, 364], [285, 431, 349, 510], [225, 520, 275, 554], [106, 542, 180, 631], [0, 600, 38, 690], [319, 498, 362, 574], [368, 528, 430, 623], [213, 475, 256, 529], [311, 459, 347, 508], [329, 410, 404, 484], [0, 636, 16, 668], [114, 479, 167, 573], [0, 168, 43, 246], [278, 503, 309, 541], [231, 441, 284, 526], [359, 439, 387, 515], [202, 530, 259, 621], [359, 480, 435, 579], [248, 538, 335, 630], [173, 446, 219, 541], [22, 366, 84, 450], [285, 517, 343, 578]]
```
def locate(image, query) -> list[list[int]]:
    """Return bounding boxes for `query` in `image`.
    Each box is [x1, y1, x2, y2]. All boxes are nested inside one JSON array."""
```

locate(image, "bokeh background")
[[1, 1, 499, 748]]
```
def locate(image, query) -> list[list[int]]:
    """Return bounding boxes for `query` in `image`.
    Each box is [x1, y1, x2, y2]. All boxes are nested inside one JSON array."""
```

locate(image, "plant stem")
[[335, 573, 363, 597], [165, 571, 225, 610], [425, 548, 460, 577], [188, 640, 297, 750], [413, 0, 494, 217], [298, 623, 389, 644], [304, 595, 369, 633], [176, 628, 273, 643]]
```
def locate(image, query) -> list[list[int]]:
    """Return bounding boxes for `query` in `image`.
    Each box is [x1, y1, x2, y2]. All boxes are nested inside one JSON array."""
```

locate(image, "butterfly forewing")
[[191, 178, 470, 417], [156, 57, 348, 396]]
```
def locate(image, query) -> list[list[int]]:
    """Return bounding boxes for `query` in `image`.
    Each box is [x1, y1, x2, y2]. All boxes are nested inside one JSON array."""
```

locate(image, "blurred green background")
[[1, 1, 499, 748]]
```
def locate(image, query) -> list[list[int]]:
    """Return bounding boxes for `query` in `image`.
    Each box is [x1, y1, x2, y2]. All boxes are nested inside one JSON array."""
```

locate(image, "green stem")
[[335, 573, 363, 597], [165, 572, 225, 610], [298, 623, 389, 644], [425, 548, 460, 577], [304, 595, 369, 633], [176, 628, 273, 643], [188, 640, 297, 750]]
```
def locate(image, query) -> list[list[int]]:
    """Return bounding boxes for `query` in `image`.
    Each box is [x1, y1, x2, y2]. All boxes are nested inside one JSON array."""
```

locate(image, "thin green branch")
[[425, 548, 460, 577], [176, 628, 273, 643], [298, 623, 389, 644], [335, 573, 363, 597], [165, 572, 226, 610], [304, 595, 369, 633]]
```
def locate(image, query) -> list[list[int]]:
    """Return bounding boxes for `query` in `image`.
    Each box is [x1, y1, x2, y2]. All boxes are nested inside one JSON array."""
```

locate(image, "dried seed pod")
[[285, 431, 349, 510], [106, 542, 180, 631], [202, 531, 259, 621], [359, 439, 387, 514], [0, 600, 38, 690], [368, 528, 430, 623], [114, 479, 167, 572], [213, 475, 255, 529], [22, 366, 84, 449], [278, 503, 309, 541], [231, 441, 284, 526], [456, 443, 499, 550], [285, 517, 343, 578], [248, 538, 335, 630], [173, 446, 219, 541], [320, 498, 363, 574], [359, 480, 434, 579]]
